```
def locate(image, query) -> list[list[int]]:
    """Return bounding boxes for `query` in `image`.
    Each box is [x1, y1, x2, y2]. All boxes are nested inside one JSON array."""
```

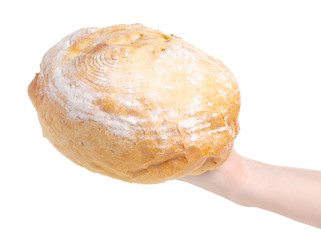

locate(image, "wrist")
[[229, 156, 274, 208], [214, 151, 250, 205]]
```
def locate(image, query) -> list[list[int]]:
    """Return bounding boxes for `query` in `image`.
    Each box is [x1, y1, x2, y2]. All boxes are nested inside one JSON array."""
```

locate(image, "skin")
[[179, 149, 321, 229]]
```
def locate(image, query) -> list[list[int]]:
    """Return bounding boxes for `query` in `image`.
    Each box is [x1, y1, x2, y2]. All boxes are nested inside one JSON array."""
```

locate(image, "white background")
[[1, 0, 321, 239]]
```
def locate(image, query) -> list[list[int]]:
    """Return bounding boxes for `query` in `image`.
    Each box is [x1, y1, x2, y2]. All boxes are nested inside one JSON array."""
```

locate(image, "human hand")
[[179, 148, 321, 228], [179, 148, 248, 206]]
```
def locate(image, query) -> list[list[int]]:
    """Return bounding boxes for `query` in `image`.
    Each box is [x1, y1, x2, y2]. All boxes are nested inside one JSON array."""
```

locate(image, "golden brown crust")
[[28, 24, 241, 183]]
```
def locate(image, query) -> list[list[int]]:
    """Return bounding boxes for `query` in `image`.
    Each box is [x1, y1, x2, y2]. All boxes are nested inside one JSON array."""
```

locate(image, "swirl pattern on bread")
[[28, 24, 240, 183]]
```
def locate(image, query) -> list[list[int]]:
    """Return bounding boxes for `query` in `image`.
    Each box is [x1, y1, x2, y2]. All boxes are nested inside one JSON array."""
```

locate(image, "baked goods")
[[28, 23, 240, 184]]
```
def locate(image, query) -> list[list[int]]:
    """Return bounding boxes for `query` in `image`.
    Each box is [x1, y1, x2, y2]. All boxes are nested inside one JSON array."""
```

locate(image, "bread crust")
[[28, 24, 240, 183]]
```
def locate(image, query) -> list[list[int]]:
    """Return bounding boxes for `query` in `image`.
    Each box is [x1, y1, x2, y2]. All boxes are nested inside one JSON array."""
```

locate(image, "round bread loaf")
[[28, 23, 241, 184]]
